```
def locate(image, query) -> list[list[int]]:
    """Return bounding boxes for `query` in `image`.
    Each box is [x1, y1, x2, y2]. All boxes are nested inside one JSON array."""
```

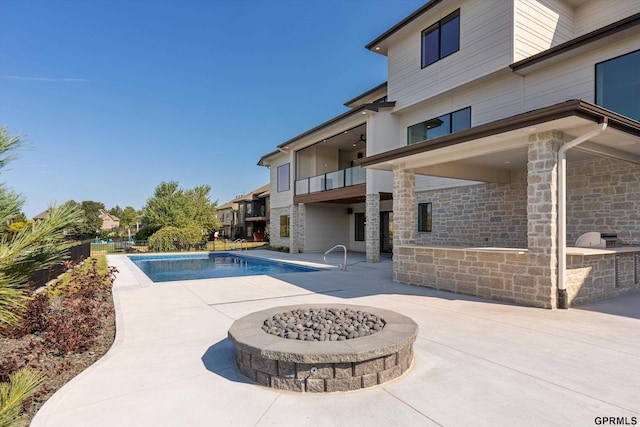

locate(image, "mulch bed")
[[0, 260, 116, 426]]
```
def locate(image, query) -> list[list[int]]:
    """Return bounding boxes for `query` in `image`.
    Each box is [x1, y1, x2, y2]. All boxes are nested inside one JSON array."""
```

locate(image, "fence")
[[28, 241, 91, 290], [90, 239, 267, 256]]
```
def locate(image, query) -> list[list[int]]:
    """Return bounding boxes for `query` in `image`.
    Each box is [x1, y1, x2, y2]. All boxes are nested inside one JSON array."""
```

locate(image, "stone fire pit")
[[228, 304, 418, 393]]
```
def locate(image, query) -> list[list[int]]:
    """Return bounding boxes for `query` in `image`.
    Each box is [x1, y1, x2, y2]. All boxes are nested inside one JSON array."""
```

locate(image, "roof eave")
[[360, 100, 640, 168], [365, 0, 446, 53], [258, 101, 396, 164], [510, 12, 640, 74]]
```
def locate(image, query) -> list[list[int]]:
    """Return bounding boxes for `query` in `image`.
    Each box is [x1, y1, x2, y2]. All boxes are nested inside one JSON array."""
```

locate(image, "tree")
[[81, 200, 105, 236], [63, 200, 104, 238], [141, 181, 220, 234], [183, 185, 219, 232], [120, 206, 137, 239], [0, 126, 83, 328], [142, 181, 187, 231], [108, 205, 123, 218]]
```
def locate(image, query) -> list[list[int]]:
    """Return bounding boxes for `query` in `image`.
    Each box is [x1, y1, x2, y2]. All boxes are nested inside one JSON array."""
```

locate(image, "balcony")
[[295, 166, 366, 200]]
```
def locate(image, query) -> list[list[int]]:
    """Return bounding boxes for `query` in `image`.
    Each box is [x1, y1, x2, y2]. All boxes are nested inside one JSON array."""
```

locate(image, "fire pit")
[[228, 304, 418, 393]]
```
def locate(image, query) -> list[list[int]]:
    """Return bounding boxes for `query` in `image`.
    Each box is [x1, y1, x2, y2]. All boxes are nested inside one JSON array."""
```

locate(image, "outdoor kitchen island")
[[394, 244, 640, 308], [566, 245, 640, 305]]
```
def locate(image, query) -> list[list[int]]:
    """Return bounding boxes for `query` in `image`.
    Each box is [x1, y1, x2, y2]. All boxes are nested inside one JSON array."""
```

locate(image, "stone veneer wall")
[[366, 194, 380, 262], [269, 206, 291, 249], [566, 157, 640, 243], [416, 170, 528, 248], [394, 247, 553, 307], [393, 131, 561, 308], [234, 345, 413, 393], [567, 253, 640, 305]]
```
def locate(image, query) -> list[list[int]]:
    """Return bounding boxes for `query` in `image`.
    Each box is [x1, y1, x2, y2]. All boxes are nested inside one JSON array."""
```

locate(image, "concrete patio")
[[32, 250, 640, 426]]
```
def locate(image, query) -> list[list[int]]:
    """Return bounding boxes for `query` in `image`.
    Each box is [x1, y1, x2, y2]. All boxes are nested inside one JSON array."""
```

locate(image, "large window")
[[418, 203, 432, 232], [354, 213, 365, 241], [408, 107, 471, 145], [277, 163, 290, 192], [422, 9, 460, 68], [596, 50, 640, 121], [280, 215, 290, 237]]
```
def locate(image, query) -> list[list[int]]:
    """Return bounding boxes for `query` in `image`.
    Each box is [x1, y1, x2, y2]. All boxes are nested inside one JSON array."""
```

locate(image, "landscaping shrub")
[[148, 226, 205, 252], [134, 225, 158, 241], [0, 255, 118, 424]]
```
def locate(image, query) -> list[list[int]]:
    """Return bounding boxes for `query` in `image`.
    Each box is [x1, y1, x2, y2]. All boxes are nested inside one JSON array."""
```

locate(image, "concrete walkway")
[[32, 250, 640, 427]]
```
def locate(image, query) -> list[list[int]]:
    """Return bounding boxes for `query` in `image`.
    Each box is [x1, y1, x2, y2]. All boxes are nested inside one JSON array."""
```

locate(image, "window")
[[596, 50, 640, 121], [408, 107, 471, 145], [280, 215, 290, 237], [277, 163, 290, 192], [422, 9, 460, 68], [418, 203, 432, 232], [355, 212, 365, 241]]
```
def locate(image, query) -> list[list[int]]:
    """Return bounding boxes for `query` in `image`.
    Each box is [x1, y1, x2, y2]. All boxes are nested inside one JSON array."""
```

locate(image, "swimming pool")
[[129, 253, 319, 282]]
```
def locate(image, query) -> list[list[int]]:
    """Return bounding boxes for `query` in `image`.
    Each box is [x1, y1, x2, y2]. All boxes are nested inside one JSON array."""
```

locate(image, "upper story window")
[[596, 49, 640, 121], [421, 9, 460, 69], [408, 107, 471, 145], [277, 163, 290, 192]]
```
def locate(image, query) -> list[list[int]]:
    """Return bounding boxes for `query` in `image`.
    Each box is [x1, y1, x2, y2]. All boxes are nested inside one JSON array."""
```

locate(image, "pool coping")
[[124, 251, 332, 284]]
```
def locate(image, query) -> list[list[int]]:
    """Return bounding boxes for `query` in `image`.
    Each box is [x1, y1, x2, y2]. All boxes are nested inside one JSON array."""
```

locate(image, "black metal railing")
[[295, 165, 365, 195], [28, 241, 91, 289]]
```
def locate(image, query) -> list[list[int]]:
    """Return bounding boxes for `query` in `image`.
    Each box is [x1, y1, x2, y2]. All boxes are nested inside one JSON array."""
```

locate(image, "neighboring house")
[[216, 201, 238, 239], [231, 184, 270, 241], [98, 209, 120, 231], [33, 210, 48, 222], [260, 0, 640, 308]]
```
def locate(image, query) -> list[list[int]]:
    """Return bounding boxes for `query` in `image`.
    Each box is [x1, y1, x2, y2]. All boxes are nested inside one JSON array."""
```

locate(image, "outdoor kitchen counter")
[[566, 245, 640, 256], [404, 245, 640, 256]]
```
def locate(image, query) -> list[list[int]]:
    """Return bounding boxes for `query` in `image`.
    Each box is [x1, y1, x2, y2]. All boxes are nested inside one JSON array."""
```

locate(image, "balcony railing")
[[295, 166, 366, 195]]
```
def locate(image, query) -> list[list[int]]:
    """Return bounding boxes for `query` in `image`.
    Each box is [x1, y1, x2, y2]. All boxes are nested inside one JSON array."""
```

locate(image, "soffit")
[[361, 102, 640, 182]]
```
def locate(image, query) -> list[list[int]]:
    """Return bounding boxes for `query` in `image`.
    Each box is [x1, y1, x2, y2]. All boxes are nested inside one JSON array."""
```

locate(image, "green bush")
[[148, 226, 205, 252], [135, 225, 159, 241]]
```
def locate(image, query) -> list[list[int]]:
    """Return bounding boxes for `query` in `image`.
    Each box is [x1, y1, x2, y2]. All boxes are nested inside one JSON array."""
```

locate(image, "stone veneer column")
[[366, 193, 380, 263], [297, 203, 305, 253], [393, 164, 416, 248], [527, 130, 562, 308], [290, 204, 299, 254]]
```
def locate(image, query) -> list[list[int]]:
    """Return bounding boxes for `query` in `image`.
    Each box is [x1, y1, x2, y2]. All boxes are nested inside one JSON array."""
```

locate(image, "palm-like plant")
[[0, 126, 83, 328], [0, 368, 45, 427]]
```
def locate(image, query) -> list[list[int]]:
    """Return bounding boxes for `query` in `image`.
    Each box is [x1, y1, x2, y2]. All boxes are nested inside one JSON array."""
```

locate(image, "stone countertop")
[[566, 245, 640, 256], [401, 244, 640, 256], [401, 245, 528, 255]]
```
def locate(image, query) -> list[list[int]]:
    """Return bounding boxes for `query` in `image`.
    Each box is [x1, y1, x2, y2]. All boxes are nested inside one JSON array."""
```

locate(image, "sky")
[[0, 0, 425, 217]]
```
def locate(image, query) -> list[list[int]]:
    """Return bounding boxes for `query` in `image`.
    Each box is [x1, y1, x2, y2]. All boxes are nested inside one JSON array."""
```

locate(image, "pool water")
[[129, 253, 318, 282]]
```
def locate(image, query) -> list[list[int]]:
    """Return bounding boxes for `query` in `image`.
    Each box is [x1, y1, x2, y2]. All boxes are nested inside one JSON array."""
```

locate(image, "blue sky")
[[0, 0, 425, 217]]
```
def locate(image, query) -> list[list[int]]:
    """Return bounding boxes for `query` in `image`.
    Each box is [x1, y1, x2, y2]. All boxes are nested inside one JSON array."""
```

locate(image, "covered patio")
[[361, 100, 640, 308]]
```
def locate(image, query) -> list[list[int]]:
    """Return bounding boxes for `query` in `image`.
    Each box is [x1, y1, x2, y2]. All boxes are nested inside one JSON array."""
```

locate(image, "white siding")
[[522, 33, 640, 111], [396, 72, 524, 147], [304, 204, 350, 252], [268, 153, 294, 209], [575, 0, 640, 36], [388, 0, 514, 111], [514, 0, 575, 62]]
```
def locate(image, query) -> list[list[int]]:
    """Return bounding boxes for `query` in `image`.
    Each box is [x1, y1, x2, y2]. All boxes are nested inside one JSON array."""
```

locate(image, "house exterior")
[[216, 201, 237, 240], [218, 184, 270, 241], [260, 0, 640, 308], [98, 209, 120, 231]]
